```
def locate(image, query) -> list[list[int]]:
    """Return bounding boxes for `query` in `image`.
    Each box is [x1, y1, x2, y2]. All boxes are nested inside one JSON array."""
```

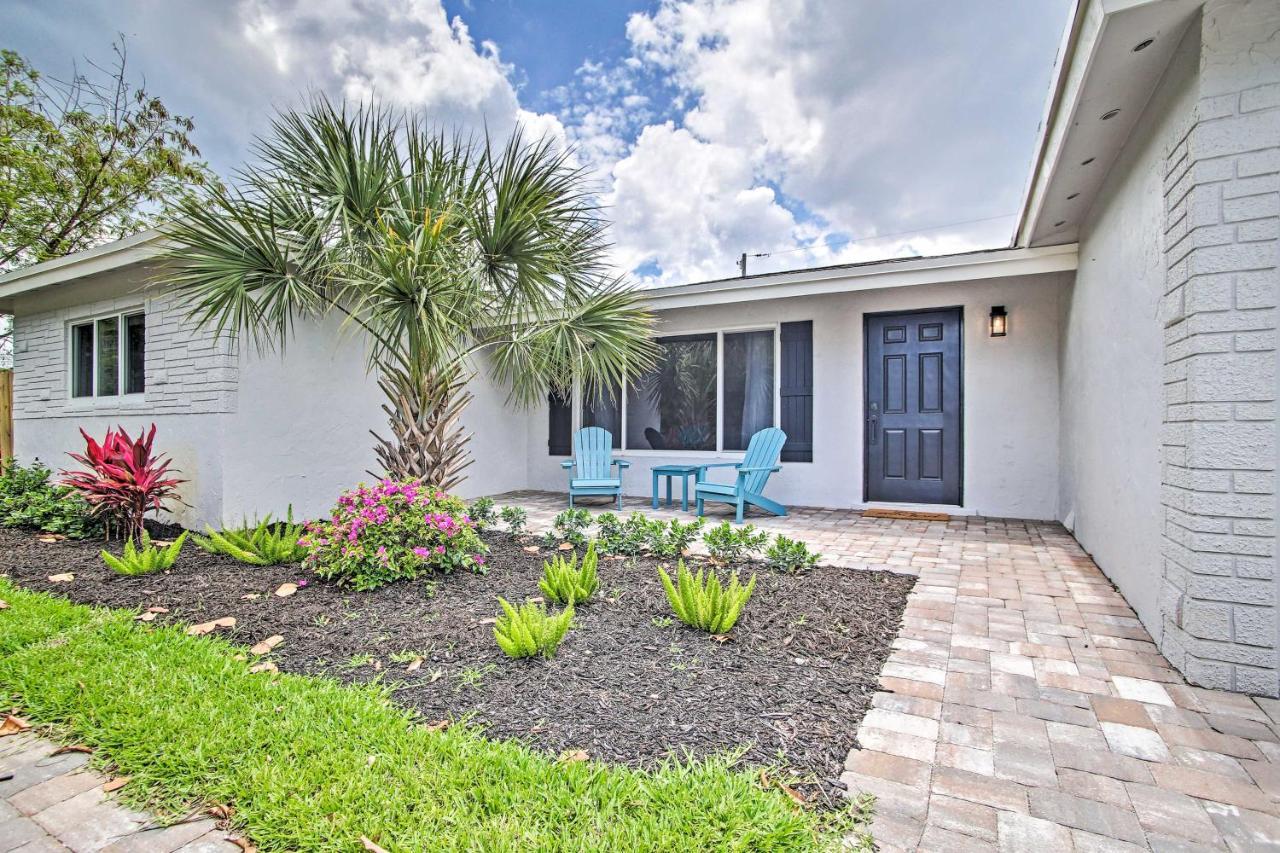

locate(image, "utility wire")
[[747, 211, 1017, 260]]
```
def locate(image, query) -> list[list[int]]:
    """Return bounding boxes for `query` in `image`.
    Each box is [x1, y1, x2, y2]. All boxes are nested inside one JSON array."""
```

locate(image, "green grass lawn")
[[0, 579, 869, 851]]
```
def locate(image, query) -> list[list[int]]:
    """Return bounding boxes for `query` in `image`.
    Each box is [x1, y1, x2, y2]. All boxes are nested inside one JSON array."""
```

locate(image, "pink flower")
[[412, 547, 431, 559], [297, 579, 309, 588], [434, 545, 445, 555], [474, 556, 486, 566]]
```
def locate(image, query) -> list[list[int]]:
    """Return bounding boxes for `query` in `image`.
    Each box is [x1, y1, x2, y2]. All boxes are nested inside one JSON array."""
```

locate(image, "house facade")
[[1, 0, 1276, 695]]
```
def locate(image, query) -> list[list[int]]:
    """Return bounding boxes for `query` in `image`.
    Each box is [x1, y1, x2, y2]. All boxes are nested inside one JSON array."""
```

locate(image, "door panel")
[[865, 308, 962, 504]]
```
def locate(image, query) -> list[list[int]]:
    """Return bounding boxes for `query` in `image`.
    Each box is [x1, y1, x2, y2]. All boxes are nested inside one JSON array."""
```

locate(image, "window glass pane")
[[96, 317, 119, 396], [125, 313, 145, 394], [723, 330, 775, 451], [71, 323, 94, 398], [626, 334, 716, 451], [582, 383, 622, 448]]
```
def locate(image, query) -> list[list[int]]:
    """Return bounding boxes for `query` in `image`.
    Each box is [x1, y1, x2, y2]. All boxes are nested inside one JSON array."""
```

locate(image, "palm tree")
[[162, 98, 655, 491]]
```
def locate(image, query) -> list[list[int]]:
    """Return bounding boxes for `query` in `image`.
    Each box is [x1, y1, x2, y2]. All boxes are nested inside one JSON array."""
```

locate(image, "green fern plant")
[[193, 509, 307, 566], [539, 541, 600, 605], [658, 560, 757, 634], [493, 598, 575, 659], [101, 531, 188, 576]]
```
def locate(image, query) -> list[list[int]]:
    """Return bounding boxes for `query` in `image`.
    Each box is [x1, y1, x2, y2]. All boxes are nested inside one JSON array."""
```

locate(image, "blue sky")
[[4, 0, 1072, 285]]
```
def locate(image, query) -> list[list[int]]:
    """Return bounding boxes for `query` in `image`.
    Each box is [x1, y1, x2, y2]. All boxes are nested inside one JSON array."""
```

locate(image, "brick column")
[[1160, 0, 1280, 696]]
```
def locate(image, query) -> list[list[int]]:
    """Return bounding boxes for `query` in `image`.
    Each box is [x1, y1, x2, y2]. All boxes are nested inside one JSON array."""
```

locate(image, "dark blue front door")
[[865, 308, 963, 505]]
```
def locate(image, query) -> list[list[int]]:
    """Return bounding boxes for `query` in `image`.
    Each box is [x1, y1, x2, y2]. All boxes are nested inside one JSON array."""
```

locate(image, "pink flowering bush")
[[300, 480, 487, 590]]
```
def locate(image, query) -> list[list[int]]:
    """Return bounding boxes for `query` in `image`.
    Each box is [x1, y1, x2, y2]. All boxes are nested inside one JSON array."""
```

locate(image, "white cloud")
[[5, 0, 1068, 286], [604, 123, 797, 285], [577, 0, 1069, 284]]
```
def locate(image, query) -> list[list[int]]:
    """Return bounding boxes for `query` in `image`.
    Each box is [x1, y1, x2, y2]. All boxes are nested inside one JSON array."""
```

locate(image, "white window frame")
[[66, 308, 146, 402], [577, 323, 782, 458]]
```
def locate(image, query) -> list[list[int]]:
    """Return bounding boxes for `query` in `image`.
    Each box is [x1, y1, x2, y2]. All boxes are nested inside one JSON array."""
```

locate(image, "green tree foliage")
[[163, 97, 656, 490], [0, 42, 212, 271]]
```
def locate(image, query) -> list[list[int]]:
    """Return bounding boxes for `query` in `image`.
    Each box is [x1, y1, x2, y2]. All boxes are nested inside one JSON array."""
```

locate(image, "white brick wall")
[[1160, 0, 1280, 696], [13, 284, 238, 420]]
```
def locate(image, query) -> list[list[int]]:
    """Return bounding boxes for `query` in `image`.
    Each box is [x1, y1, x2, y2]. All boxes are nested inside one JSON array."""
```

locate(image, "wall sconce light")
[[989, 305, 1008, 337]]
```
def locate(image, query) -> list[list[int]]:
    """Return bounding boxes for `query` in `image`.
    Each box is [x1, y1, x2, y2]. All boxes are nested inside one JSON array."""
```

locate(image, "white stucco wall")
[[11, 271, 530, 529], [526, 272, 1067, 519], [10, 268, 235, 528], [223, 315, 531, 524], [1058, 22, 1200, 639]]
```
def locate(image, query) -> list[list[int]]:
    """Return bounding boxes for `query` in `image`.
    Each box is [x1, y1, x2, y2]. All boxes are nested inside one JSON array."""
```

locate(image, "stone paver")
[[495, 491, 1280, 850], [0, 736, 239, 853]]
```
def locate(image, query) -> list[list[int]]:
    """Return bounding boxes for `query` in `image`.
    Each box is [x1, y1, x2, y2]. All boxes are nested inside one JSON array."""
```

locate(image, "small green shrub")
[[494, 598, 574, 659], [650, 517, 706, 558], [702, 521, 768, 563], [542, 508, 591, 548], [193, 509, 307, 566], [765, 535, 821, 574], [101, 531, 188, 576], [539, 542, 600, 605], [658, 560, 757, 634], [0, 459, 99, 538], [499, 505, 527, 535], [595, 511, 657, 556], [468, 497, 497, 530]]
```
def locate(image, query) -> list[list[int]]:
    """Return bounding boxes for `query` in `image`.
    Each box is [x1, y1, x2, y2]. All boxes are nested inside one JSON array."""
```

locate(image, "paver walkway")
[[495, 491, 1280, 850], [0, 733, 237, 853]]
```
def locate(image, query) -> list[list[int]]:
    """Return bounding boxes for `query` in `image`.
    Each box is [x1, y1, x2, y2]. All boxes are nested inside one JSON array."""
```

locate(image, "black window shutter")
[[548, 390, 572, 456], [779, 321, 813, 462]]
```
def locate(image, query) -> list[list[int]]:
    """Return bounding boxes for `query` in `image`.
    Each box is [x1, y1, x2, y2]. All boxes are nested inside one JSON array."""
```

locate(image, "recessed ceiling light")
[[1081, 157, 1096, 165], [1067, 193, 1080, 200], [1101, 109, 1121, 120], [1133, 38, 1154, 52], [1054, 220, 1067, 227]]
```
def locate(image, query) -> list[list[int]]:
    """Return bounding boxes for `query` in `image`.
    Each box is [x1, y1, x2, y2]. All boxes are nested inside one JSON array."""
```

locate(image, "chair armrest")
[[613, 460, 631, 469], [734, 465, 781, 484], [696, 461, 741, 482], [560, 460, 575, 470]]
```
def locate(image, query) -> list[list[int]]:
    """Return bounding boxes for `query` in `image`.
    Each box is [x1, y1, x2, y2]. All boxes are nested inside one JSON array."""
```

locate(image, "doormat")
[[863, 508, 951, 521]]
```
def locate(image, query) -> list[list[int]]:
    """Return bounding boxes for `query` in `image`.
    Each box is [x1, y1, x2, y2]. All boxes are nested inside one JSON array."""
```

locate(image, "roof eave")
[[0, 229, 167, 310]]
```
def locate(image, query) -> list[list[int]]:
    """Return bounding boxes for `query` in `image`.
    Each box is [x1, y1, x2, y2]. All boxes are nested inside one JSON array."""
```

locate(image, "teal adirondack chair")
[[694, 427, 787, 524], [561, 427, 630, 510]]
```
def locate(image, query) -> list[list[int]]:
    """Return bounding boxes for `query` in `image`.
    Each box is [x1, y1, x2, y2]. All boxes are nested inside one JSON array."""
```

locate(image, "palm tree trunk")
[[370, 365, 474, 491]]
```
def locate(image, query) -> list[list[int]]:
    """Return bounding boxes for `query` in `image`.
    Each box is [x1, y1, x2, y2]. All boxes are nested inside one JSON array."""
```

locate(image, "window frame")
[[576, 322, 782, 458], [66, 308, 147, 402]]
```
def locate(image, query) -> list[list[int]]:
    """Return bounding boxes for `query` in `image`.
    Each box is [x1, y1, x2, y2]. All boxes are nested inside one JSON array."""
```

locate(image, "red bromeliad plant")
[[60, 424, 185, 541]]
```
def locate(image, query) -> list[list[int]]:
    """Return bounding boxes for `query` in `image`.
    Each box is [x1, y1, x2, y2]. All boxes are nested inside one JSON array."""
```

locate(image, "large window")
[[581, 328, 777, 453], [71, 311, 145, 398]]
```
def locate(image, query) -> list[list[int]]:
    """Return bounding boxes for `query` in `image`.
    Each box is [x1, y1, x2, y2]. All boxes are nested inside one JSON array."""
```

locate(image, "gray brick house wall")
[[1160, 0, 1280, 696], [12, 279, 237, 420]]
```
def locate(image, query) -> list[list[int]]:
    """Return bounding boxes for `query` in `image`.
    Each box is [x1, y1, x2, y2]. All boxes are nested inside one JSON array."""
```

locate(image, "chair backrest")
[[741, 427, 787, 494], [574, 427, 614, 479]]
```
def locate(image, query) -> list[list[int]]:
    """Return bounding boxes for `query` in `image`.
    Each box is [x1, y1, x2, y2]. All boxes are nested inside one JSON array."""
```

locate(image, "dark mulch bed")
[[0, 526, 913, 802]]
